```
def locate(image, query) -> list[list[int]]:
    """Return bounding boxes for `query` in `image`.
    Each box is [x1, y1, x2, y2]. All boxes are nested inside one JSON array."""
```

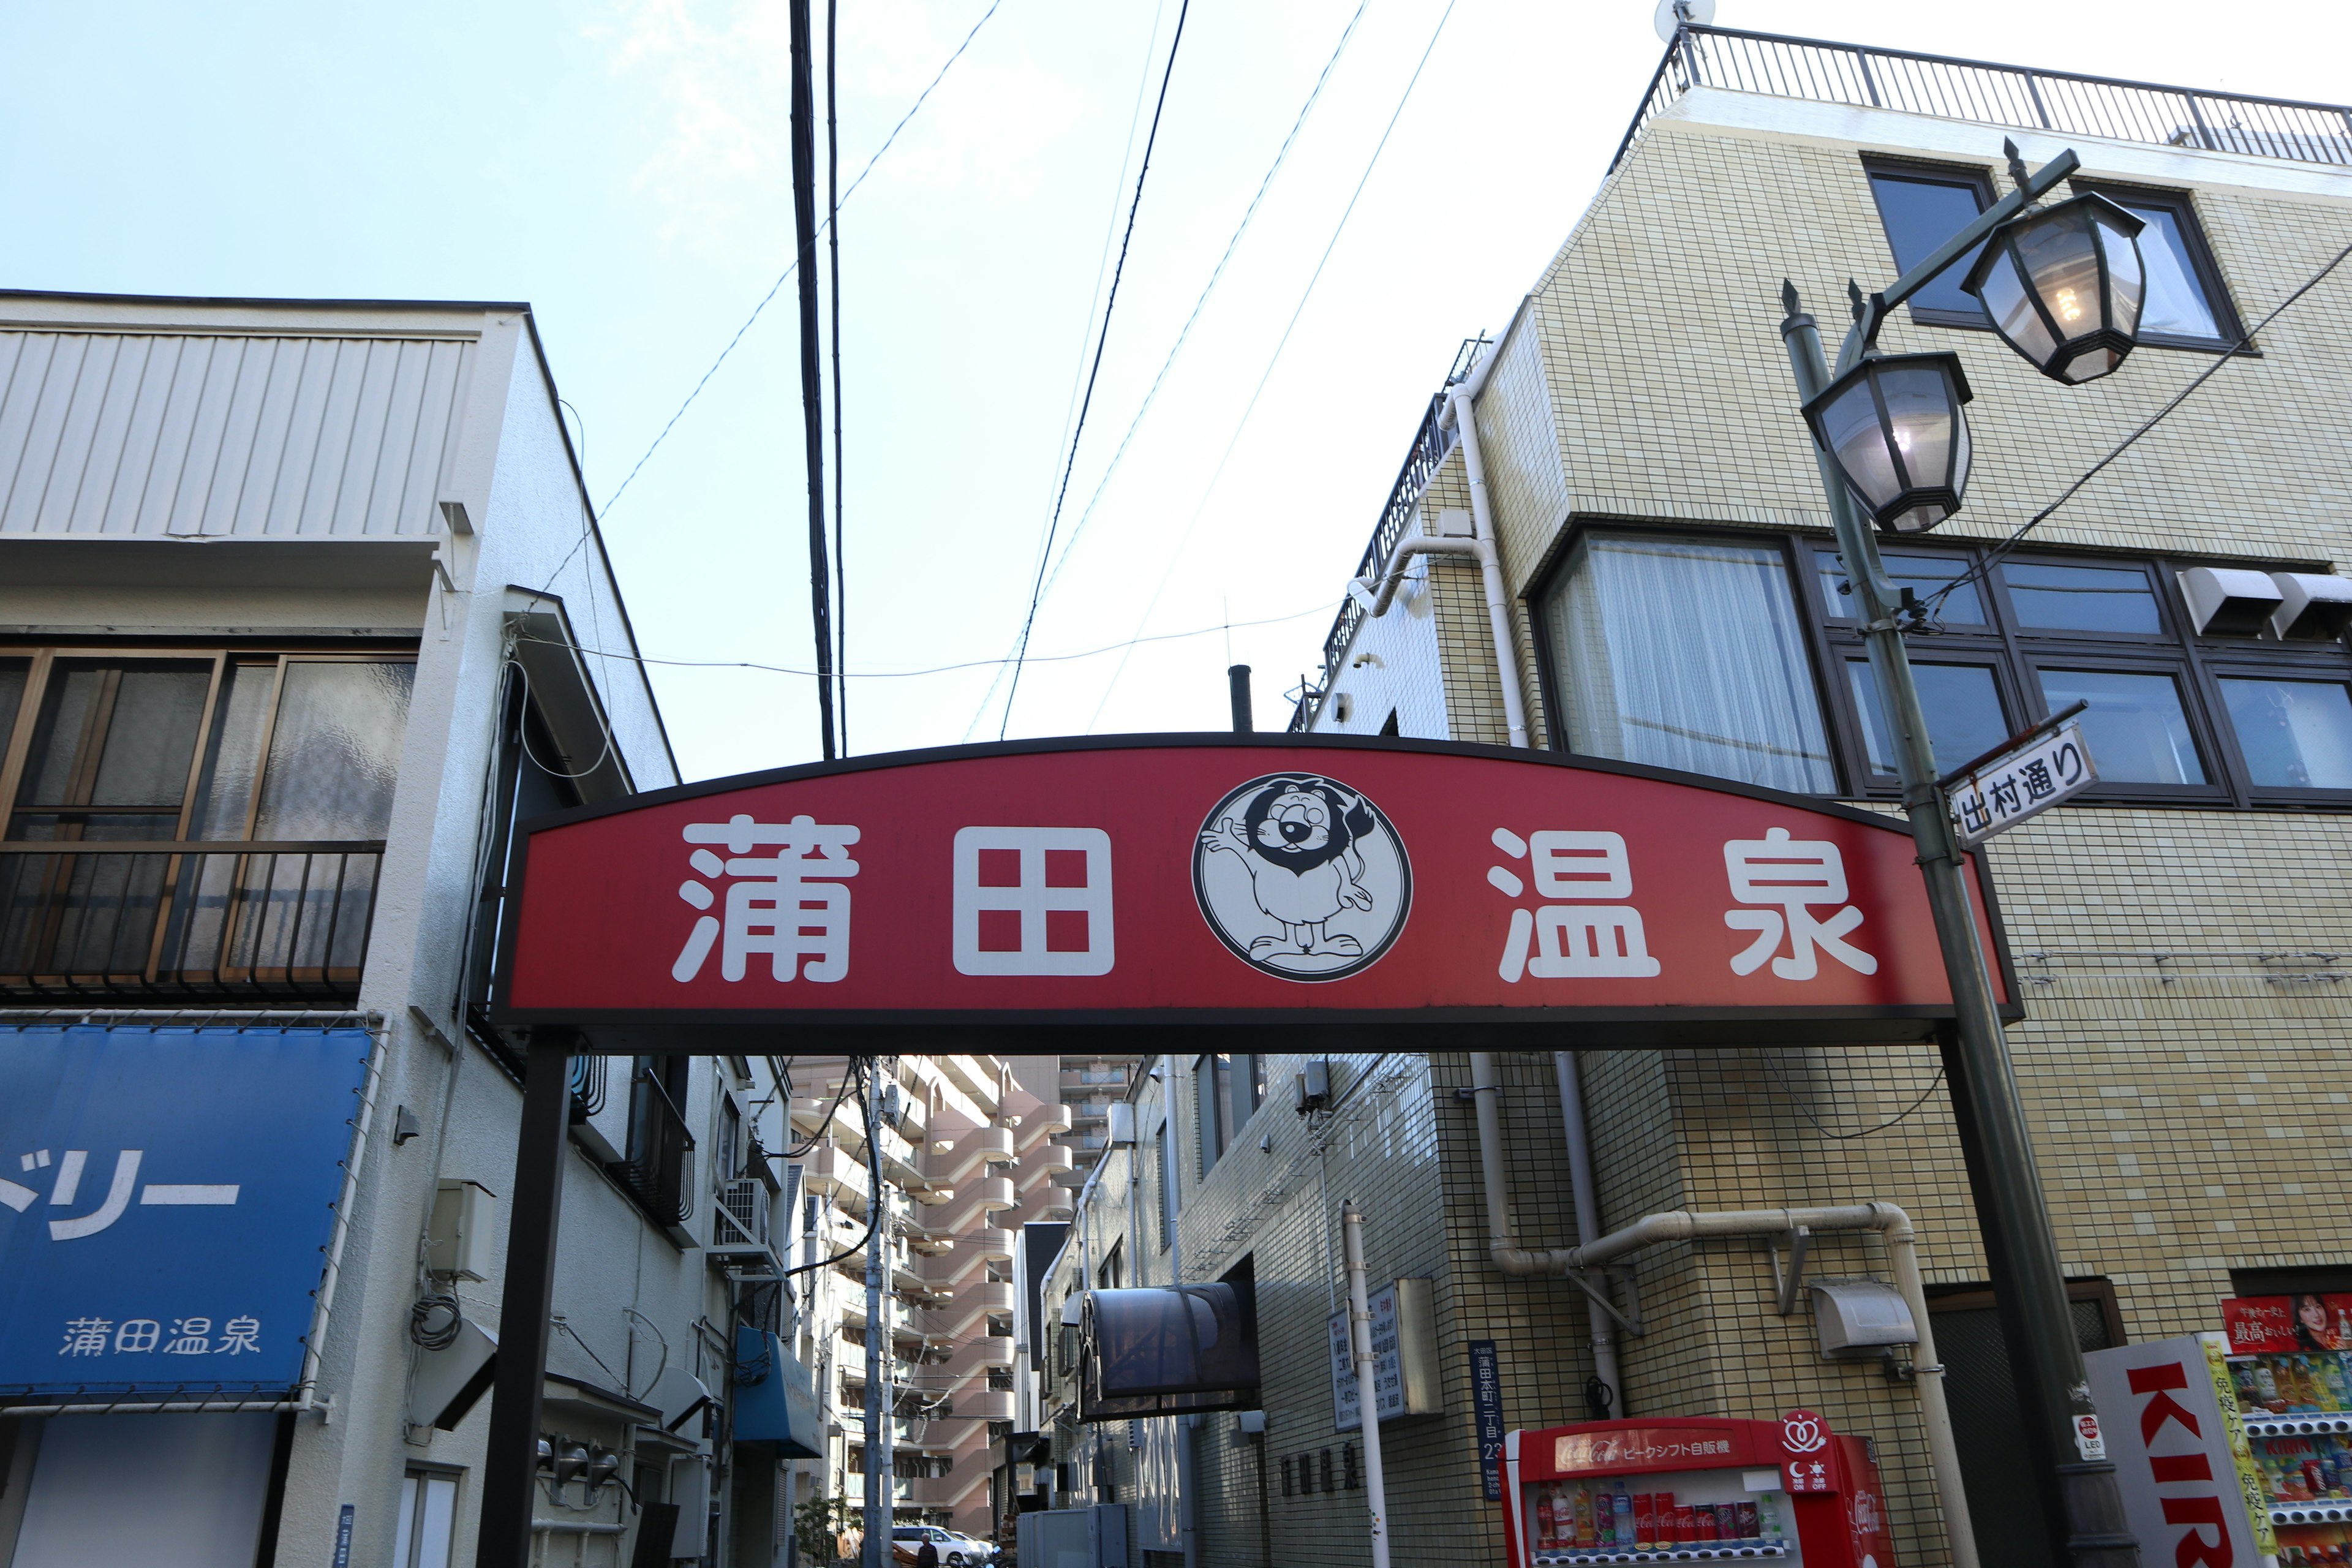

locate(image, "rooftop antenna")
[[1654, 0, 1714, 42]]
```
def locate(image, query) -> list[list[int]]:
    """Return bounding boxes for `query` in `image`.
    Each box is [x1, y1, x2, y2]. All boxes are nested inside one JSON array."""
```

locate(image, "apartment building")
[[1018, 24, 2352, 1568], [1054, 1056, 1145, 1175], [777, 1056, 1070, 1547], [0, 290, 790, 1568]]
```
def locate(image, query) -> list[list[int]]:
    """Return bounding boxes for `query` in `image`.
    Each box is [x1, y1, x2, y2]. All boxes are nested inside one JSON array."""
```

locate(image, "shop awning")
[[1080, 1284, 1259, 1420]]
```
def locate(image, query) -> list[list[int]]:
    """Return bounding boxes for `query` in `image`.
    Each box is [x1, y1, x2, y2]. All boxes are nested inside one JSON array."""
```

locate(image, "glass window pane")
[[252, 661, 415, 840], [1847, 661, 2010, 778], [2220, 677, 2352, 789], [1546, 534, 1835, 794], [2113, 201, 2221, 339], [1867, 173, 1990, 317], [2037, 669, 2206, 785], [188, 662, 279, 841], [2001, 562, 2161, 633], [1815, 551, 1983, 624], [10, 660, 210, 841], [0, 658, 28, 761]]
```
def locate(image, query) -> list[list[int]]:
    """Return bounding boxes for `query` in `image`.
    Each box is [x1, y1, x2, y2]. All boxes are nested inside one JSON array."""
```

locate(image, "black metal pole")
[[473, 1033, 576, 1568], [1227, 665, 1253, 733], [1779, 290, 2133, 1568], [790, 0, 837, 761]]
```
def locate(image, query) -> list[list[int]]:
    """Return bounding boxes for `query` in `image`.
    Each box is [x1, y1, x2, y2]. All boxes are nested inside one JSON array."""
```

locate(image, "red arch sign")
[[494, 736, 2015, 1046]]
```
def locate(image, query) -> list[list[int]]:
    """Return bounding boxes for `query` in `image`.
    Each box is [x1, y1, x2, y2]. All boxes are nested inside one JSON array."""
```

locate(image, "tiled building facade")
[[1025, 26, 2352, 1568]]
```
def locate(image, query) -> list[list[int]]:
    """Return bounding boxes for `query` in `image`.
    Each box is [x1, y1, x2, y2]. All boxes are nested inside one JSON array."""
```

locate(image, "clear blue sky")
[[4, 0, 2344, 780]]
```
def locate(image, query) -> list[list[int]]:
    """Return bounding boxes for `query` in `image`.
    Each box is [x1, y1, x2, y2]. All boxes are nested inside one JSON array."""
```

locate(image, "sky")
[[4, 0, 2348, 782]]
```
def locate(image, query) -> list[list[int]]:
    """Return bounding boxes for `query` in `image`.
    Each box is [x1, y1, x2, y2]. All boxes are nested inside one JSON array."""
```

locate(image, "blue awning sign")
[[0, 1026, 372, 1399]]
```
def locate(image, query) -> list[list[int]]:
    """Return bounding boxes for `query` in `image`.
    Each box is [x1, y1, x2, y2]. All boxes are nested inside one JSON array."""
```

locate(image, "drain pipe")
[[1470, 1052, 1623, 1414], [1341, 1202, 1393, 1568], [1349, 349, 1531, 748], [1564, 1204, 1977, 1568], [1551, 1053, 1622, 1415]]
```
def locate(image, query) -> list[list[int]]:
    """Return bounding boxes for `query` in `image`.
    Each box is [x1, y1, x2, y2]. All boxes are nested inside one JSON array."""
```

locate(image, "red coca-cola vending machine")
[[1499, 1411, 1897, 1567]]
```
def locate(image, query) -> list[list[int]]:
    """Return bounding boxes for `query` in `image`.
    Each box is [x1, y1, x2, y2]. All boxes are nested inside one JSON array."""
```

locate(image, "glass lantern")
[[1803, 352, 1975, 534], [1962, 193, 2147, 383]]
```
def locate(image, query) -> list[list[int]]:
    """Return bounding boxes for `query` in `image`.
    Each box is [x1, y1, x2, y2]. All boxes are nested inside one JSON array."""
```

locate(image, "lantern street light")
[[1803, 352, 1974, 533], [1778, 137, 2142, 1568], [1965, 193, 2149, 383]]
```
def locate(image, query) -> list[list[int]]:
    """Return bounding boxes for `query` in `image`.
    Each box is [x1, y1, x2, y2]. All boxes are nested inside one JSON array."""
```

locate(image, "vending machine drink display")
[[1499, 1412, 1896, 1567]]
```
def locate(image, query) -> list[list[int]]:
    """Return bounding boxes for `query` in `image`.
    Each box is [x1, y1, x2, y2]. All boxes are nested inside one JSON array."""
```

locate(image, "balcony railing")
[[0, 842, 384, 1003], [1616, 25, 2352, 173], [1288, 391, 1455, 732], [612, 1068, 696, 1229]]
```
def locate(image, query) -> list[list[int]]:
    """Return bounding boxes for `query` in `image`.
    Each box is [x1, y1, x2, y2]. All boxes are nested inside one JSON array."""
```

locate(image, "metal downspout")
[[1564, 1204, 1978, 1568], [1341, 1202, 1392, 1568], [1444, 377, 1532, 748], [1551, 1052, 1623, 1414]]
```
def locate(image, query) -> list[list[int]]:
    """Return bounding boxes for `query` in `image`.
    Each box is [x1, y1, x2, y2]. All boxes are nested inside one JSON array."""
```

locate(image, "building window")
[[1863, 160, 1996, 326], [1809, 539, 2352, 808], [1540, 532, 1836, 794], [0, 647, 413, 1001], [394, 1468, 461, 1568], [1195, 1054, 1264, 1177], [616, 1057, 696, 1229], [2076, 185, 2241, 347]]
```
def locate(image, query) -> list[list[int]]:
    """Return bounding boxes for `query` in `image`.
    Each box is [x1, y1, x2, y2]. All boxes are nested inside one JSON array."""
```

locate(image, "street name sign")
[[1947, 722, 2096, 846]]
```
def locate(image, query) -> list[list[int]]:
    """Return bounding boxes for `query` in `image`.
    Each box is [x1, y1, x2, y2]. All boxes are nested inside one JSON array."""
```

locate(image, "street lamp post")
[[1777, 140, 2138, 1568]]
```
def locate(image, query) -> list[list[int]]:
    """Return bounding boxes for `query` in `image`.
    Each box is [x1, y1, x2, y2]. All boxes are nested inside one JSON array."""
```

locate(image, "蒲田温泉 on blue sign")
[[0, 1027, 370, 1398]]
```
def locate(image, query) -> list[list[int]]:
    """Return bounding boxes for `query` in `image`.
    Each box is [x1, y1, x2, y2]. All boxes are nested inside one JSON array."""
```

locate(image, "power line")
[[1024, 0, 1371, 616], [827, 0, 848, 753], [1084, 0, 1461, 733], [516, 597, 1336, 683], [597, 0, 1009, 521], [1913, 232, 2352, 620], [788, 0, 837, 760], [997, 0, 1195, 741]]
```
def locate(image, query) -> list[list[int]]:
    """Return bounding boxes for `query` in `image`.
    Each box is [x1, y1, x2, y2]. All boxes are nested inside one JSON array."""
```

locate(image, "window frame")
[[1860, 156, 2000, 330], [1540, 523, 2352, 814], [0, 639, 420, 998], [2070, 181, 2247, 352], [1531, 521, 1848, 795]]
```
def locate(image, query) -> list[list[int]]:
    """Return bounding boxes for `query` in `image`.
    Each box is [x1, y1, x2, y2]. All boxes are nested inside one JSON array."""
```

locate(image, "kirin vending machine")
[[1499, 1412, 1896, 1567]]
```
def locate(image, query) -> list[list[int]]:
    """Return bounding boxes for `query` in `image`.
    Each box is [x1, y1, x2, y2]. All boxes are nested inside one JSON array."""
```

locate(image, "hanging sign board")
[[1329, 1277, 1441, 1430], [1948, 721, 2095, 845], [497, 736, 2013, 1040], [0, 1025, 370, 1398]]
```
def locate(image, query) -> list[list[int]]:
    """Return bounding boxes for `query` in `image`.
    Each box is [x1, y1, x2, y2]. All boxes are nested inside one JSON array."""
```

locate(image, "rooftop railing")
[[1615, 25, 2352, 173]]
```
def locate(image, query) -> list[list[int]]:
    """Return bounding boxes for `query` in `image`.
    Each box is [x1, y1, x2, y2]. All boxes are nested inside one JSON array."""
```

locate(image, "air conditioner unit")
[[712, 1177, 772, 1258]]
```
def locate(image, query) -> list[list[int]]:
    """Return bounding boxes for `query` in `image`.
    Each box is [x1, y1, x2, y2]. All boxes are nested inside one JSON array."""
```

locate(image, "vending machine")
[[1499, 1412, 1896, 1567]]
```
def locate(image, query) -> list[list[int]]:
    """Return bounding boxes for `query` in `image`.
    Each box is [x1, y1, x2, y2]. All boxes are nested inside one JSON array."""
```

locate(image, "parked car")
[[892, 1525, 993, 1567]]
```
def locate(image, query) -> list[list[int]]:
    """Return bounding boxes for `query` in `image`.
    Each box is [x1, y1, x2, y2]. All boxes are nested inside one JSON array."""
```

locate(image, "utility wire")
[[788, 0, 837, 760], [828, 0, 848, 753], [1083, 0, 1460, 732], [1764, 1057, 1946, 1141], [597, 0, 1009, 521], [1024, 0, 1370, 617], [512, 597, 1338, 683], [1913, 234, 2352, 619], [997, 0, 1194, 740]]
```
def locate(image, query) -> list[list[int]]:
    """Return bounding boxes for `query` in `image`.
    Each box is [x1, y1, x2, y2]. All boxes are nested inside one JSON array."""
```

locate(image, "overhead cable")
[[598, 0, 1009, 519], [997, 0, 1196, 740], [1915, 233, 2352, 619], [1084, 0, 1461, 732]]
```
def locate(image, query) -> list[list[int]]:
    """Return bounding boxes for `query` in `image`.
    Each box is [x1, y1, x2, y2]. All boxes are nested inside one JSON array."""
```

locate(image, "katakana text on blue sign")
[[0, 1027, 369, 1397]]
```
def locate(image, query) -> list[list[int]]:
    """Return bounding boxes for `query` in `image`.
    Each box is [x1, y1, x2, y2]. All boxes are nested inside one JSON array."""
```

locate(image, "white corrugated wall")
[[0, 330, 471, 538]]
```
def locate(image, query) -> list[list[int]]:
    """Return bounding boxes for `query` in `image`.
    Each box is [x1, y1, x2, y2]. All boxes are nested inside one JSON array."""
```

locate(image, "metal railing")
[[1615, 25, 2352, 174], [0, 842, 383, 1003], [1287, 391, 1455, 732], [612, 1068, 697, 1229]]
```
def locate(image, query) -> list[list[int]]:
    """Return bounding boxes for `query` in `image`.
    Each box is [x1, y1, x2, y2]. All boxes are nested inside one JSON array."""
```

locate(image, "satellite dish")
[[1654, 0, 1715, 42]]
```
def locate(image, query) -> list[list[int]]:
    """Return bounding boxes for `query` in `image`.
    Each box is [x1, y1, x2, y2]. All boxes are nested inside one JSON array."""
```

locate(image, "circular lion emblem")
[[1192, 773, 1410, 982]]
